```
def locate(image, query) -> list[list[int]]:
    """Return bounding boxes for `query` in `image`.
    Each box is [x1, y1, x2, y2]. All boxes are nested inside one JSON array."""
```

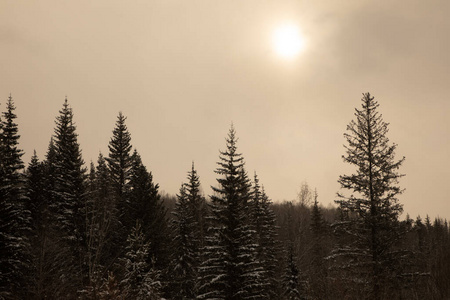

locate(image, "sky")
[[1, 0, 449, 219]]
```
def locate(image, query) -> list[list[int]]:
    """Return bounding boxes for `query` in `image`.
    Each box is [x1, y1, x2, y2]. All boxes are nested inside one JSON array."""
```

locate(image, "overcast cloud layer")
[[1, 0, 449, 219]]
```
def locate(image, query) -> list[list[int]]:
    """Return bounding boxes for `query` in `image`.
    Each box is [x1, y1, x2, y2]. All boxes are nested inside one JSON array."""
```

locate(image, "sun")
[[273, 23, 305, 59]]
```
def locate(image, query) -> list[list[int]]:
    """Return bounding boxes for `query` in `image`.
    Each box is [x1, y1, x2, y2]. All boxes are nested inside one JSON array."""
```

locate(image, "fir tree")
[[198, 125, 260, 300], [170, 163, 207, 299], [26, 150, 51, 298], [0, 95, 32, 298], [120, 221, 162, 300], [127, 150, 168, 269], [106, 112, 132, 203], [171, 185, 197, 299], [283, 246, 301, 300], [184, 162, 207, 252], [250, 173, 279, 299], [50, 98, 87, 296], [281, 202, 306, 300], [308, 190, 329, 299], [84, 154, 119, 296], [329, 93, 406, 299], [52, 98, 87, 241]]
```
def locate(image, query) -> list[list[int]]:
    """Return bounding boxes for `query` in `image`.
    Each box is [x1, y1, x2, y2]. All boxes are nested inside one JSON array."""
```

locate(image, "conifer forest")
[[1, 92, 450, 300]]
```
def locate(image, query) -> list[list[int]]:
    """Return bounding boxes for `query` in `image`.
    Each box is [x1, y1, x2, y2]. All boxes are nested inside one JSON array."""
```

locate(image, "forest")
[[0, 93, 449, 300]]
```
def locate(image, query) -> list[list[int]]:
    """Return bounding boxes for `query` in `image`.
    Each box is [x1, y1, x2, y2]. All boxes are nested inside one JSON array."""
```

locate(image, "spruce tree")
[[329, 93, 406, 299], [106, 112, 132, 203], [171, 185, 197, 299], [50, 98, 87, 296], [198, 125, 260, 300], [84, 154, 119, 296], [170, 162, 207, 299], [283, 246, 301, 300], [127, 150, 168, 269], [308, 190, 329, 299], [0, 95, 31, 298], [120, 221, 162, 300], [250, 173, 279, 299], [184, 162, 207, 252], [26, 150, 50, 298], [26, 138, 63, 298], [282, 202, 305, 300]]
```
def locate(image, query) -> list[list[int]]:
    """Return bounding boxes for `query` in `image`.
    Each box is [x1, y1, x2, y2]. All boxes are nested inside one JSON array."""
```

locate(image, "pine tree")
[[184, 162, 207, 252], [308, 190, 329, 299], [106, 112, 132, 204], [127, 150, 168, 270], [105, 112, 133, 267], [84, 153, 119, 296], [26, 150, 52, 298], [281, 202, 306, 300], [171, 185, 197, 299], [0, 95, 32, 298], [198, 125, 260, 300], [170, 163, 207, 299], [250, 173, 279, 299], [329, 93, 406, 299], [52, 98, 87, 240], [25, 138, 64, 298], [283, 246, 301, 300], [120, 221, 162, 300], [50, 98, 87, 296]]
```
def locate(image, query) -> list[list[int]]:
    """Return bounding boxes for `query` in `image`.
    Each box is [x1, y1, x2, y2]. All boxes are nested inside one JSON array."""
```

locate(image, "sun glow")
[[273, 23, 305, 59]]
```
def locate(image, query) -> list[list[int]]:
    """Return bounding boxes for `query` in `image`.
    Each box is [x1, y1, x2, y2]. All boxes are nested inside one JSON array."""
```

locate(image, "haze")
[[1, 0, 449, 219]]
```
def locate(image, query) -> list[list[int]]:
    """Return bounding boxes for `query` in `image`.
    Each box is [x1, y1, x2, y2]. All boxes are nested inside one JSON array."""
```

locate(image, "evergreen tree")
[[281, 202, 306, 300], [250, 173, 279, 299], [170, 163, 207, 299], [198, 125, 260, 300], [308, 190, 329, 299], [310, 190, 326, 239], [329, 93, 406, 299], [26, 150, 51, 298], [184, 162, 207, 252], [105, 112, 133, 267], [106, 112, 132, 204], [0, 95, 31, 298], [25, 138, 64, 299], [84, 154, 119, 296], [127, 150, 168, 269], [52, 98, 87, 241], [50, 98, 87, 296], [171, 185, 197, 299], [120, 221, 162, 300], [283, 246, 301, 300]]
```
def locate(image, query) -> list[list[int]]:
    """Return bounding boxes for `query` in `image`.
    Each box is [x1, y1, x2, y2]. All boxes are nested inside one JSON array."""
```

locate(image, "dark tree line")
[[0, 93, 449, 299]]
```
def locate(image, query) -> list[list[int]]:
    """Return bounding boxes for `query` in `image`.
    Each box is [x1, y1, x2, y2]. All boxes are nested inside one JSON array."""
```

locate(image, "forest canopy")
[[0, 93, 449, 299]]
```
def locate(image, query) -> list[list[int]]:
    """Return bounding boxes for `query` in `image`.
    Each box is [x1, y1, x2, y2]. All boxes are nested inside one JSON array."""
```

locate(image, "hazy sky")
[[1, 0, 449, 219]]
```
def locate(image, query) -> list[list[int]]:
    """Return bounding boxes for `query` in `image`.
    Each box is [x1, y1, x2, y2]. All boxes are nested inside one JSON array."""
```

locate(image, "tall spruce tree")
[[106, 112, 132, 203], [171, 185, 196, 299], [329, 93, 406, 299], [106, 112, 133, 269], [0, 95, 31, 298], [26, 151, 51, 298], [120, 221, 162, 300], [26, 138, 64, 299], [198, 125, 260, 300], [282, 202, 305, 300], [84, 153, 119, 296], [308, 190, 329, 299], [185, 162, 207, 252], [127, 150, 168, 270], [50, 98, 87, 296], [250, 173, 279, 299], [170, 162, 207, 299]]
